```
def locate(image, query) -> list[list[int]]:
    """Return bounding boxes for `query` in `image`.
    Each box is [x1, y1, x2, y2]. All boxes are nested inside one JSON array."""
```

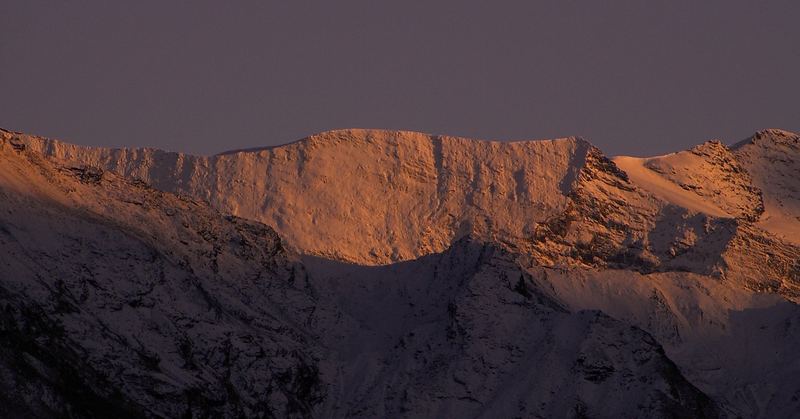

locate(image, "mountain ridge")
[[6, 127, 800, 298], [7, 128, 591, 265]]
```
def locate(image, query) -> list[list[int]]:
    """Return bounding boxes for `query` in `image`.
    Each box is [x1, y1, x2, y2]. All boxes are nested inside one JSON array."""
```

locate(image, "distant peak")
[[689, 139, 730, 156], [757, 128, 797, 137], [731, 128, 799, 150]]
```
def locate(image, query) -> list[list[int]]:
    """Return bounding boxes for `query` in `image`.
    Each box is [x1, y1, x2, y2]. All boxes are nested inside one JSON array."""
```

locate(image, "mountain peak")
[[731, 128, 799, 150], [689, 139, 728, 155]]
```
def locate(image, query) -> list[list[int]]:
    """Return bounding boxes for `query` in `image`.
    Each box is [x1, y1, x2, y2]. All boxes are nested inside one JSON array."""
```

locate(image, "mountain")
[[2, 127, 800, 417], [0, 134, 323, 417], [15, 129, 590, 265], [15, 128, 800, 298]]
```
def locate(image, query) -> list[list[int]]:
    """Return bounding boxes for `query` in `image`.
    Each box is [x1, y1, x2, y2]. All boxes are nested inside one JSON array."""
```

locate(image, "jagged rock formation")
[[3, 127, 800, 417]]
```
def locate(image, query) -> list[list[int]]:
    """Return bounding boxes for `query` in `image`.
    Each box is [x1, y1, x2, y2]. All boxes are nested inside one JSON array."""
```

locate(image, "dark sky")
[[1, 1, 798, 156]]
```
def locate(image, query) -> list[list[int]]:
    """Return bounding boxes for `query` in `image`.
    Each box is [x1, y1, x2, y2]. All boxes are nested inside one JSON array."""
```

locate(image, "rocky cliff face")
[[15, 129, 588, 265], [3, 127, 800, 417]]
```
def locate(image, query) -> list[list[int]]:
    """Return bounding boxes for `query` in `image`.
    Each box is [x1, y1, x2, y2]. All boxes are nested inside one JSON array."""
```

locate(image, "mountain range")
[[1, 127, 799, 418]]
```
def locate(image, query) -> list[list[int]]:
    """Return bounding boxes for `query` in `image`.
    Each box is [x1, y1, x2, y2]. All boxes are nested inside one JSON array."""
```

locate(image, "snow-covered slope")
[[615, 141, 762, 220], [732, 129, 800, 244], [306, 240, 720, 418], [610, 131, 800, 299], [525, 264, 800, 418]]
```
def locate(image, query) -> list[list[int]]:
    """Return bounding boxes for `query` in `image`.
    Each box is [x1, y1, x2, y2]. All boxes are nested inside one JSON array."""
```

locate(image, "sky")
[[1, 1, 798, 156]]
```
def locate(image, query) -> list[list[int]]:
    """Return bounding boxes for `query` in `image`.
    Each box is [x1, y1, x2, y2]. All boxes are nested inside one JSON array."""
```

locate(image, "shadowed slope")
[[303, 239, 721, 418]]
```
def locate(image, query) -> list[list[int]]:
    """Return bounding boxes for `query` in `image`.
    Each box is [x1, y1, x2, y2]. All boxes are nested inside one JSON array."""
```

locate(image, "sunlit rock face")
[[16, 128, 800, 297], [17, 129, 589, 265]]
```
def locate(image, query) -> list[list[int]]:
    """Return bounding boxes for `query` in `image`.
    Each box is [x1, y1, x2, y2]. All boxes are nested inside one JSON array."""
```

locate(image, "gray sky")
[[1, 1, 798, 156]]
